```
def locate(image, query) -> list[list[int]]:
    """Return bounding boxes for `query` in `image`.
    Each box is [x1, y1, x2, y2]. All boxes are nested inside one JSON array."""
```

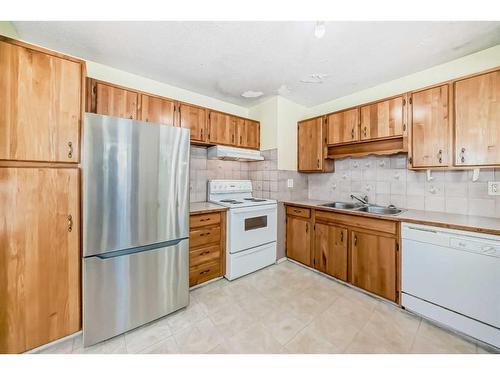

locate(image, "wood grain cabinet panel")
[[237, 119, 260, 150], [360, 97, 404, 141], [454, 70, 500, 166], [298, 117, 333, 172], [140, 94, 176, 126], [314, 223, 348, 281], [94, 81, 138, 120], [0, 40, 82, 163], [208, 111, 236, 146], [179, 103, 207, 143], [0, 168, 80, 353], [327, 108, 359, 144], [350, 230, 397, 302], [286, 215, 312, 266], [410, 85, 450, 167]]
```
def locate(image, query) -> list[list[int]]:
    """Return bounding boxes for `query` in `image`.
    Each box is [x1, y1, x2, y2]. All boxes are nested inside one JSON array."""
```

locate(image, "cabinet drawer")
[[190, 212, 221, 229], [189, 245, 221, 267], [315, 210, 397, 235], [189, 261, 221, 286], [189, 226, 221, 248], [286, 206, 311, 218]]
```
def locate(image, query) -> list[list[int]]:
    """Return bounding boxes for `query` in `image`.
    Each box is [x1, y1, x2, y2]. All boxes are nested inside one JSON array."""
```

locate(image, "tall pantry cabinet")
[[0, 37, 84, 353]]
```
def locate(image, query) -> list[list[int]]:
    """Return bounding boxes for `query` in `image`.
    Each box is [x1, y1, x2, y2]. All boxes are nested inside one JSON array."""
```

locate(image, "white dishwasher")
[[401, 223, 500, 348]]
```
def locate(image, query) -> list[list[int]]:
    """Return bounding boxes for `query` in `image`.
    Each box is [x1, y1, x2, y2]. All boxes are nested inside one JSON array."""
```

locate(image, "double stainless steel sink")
[[321, 202, 403, 215]]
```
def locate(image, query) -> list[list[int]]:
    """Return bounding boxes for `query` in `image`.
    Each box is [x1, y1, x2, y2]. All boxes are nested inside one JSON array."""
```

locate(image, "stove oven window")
[[244, 215, 268, 231]]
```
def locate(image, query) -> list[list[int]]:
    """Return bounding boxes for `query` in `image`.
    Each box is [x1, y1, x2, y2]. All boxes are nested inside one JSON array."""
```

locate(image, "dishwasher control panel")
[[449, 237, 500, 258]]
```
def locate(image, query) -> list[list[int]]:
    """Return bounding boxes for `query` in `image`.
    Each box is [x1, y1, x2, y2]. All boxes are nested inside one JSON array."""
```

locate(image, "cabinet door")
[[326, 108, 359, 144], [179, 103, 207, 142], [350, 230, 397, 302], [286, 216, 311, 266], [95, 82, 138, 120], [0, 40, 81, 162], [411, 85, 450, 167], [298, 117, 324, 171], [454, 70, 500, 166], [314, 223, 348, 281], [360, 97, 403, 141], [0, 168, 80, 353], [140, 94, 175, 126], [237, 119, 260, 149], [208, 111, 236, 145]]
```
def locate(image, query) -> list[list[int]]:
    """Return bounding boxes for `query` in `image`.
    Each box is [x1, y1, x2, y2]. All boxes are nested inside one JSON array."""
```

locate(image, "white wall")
[[1, 22, 249, 118], [305, 44, 500, 118]]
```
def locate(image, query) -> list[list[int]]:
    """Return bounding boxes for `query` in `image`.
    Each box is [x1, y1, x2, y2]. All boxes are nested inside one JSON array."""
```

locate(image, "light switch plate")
[[287, 179, 294, 188], [488, 181, 500, 195]]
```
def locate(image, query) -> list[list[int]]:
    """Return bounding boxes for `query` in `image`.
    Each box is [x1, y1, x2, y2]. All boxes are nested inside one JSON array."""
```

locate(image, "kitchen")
[[1, 5, 500, 373]]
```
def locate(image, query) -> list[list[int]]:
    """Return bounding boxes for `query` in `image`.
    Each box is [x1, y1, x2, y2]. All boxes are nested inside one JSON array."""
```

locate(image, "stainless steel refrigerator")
[[82, 113, 190, 347]]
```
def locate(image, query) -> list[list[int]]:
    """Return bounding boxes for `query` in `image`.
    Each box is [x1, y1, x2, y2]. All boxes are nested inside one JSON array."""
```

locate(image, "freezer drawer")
[[83, 239, 189, 347]]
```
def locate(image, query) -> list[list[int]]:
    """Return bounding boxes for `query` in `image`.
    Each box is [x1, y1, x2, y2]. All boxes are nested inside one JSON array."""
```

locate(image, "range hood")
[[207, 145, 264, 161]]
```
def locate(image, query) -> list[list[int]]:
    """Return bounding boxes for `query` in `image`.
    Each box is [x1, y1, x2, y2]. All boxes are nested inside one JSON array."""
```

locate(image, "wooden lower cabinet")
[[350, 230, 398, 302], [286, 215, 312, 267], [314, 223, 348, 281], [285, 205, 399, 303], [0, 167, 80, 353], [189, 210, 226, 287]]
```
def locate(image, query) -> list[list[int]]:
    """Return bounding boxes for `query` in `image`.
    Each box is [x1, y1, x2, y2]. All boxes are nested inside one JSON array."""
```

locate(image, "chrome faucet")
[[350, 194, 369, 205]]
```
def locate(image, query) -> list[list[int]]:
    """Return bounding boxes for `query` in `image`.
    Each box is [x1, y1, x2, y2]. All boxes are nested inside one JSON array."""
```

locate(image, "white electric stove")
[[208, 180, 277, 280]]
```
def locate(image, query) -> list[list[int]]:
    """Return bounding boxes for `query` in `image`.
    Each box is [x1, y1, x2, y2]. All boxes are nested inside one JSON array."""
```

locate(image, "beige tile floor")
[[34, 260, 498, 354]]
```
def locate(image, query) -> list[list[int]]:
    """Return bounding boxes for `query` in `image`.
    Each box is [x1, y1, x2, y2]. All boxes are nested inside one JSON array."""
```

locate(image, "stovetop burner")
[[244, 198, 267, 202], [220, 199, 243, 204]]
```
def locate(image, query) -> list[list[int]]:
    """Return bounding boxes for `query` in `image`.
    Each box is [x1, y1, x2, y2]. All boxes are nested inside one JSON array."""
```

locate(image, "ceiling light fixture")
[[314, 21, 326, 39], [241, 90, 264, 98], [300, 74, 329, 84]]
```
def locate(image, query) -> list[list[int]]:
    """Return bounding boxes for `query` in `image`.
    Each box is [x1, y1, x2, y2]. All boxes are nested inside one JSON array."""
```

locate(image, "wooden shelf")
[[327, 136, 406, 159]]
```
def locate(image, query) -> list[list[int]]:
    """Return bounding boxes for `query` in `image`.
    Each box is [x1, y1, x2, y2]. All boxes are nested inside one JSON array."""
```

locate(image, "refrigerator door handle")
[[93, 238, 188, 260]]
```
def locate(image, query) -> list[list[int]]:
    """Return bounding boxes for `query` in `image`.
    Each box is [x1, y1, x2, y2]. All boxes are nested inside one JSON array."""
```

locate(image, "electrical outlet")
[[488, 181, 500, 195], [287, 179, 294, 188]]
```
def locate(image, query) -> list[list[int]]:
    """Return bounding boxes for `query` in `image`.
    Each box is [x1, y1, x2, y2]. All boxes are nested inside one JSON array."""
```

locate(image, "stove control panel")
[[208, 180, 253, 194]]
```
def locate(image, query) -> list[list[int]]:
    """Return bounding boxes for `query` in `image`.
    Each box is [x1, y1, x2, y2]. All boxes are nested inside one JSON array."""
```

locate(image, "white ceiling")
[[12, 21, 500, 107]]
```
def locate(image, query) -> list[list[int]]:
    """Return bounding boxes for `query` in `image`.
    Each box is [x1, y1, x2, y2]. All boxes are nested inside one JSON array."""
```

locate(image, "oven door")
[[228, 204, 277, 253]]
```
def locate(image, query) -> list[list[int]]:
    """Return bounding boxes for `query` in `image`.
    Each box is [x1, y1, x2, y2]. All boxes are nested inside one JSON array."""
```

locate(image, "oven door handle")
[[229, 204, 277, 215]]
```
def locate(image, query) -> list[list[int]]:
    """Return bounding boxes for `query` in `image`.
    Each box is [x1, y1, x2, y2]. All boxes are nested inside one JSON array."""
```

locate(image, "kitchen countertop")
[[190, 201, 227, 214], [282, 199, 500, 236]]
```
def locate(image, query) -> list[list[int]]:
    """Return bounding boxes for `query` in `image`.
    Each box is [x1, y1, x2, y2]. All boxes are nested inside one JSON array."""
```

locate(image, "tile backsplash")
[[189, 146, 308, 203], [308, 154, 500, 218]]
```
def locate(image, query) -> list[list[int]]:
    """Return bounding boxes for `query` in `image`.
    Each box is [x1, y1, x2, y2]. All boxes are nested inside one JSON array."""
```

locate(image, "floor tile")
[[285, 325, 341, 354], [124, 317, 172, 353], [33, 336, 74, 354], [140, 337, 180, 354], [223, 322, 287, 354], [173, 317, 224, 354], [208, 302, 257, 339], [73, 334, 127, 354], [165, 299, 207, 334], [410, 321, 477, 354], [260, 309, 307, 345]]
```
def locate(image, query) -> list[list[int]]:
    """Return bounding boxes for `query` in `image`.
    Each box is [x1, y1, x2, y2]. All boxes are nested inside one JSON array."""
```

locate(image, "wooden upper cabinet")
[[350, 230, 397, 302], [314, 223, 348, 281], [208, 111, 236, 145], [0, 168, 80, 353], [327, 108, 359, 145], [454, 70, 500, 167], [92, 81, 138, 120], [286, 215, 311, 267], [360, 97, 404, 141], [0, 39, 82, 163], [179, 103, 207, 143], [140, 94, 176, 126], [410, 85, 450, 168], [237, 119, 260, 150], [298, 117, 332, 172]]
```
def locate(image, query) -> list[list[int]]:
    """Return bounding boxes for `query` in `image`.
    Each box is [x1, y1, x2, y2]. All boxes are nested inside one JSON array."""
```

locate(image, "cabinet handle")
[[351, 128, 355, 139], [354, 235, 357, 246], [200, 270, 210, 275], [200, 232, 211, 237], [200, 128, 204, 138], [200, 218, 211, 222], [403, 123, 406, 131], [67, 214, 73, 232], [460, 148, 466, 163], [67, 141, 73, 159], [200, 251, 210, 256], [438, 149, 443, 164], [240, 136, 243, 144], [363, 126, 367, 137], [340, 231, 344, 242], [145, 118, 149, 122], [317, 159, 320, 168], [129, 115, 133, 119], [305, 223, 309, 233]]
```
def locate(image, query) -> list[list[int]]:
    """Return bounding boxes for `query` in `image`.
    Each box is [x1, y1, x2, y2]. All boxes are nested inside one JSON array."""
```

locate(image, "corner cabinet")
[[297, 117, 334, 172], [0, 38, 83, 163], [285, 205, 400, 304], [454, 70, 500, 167]]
